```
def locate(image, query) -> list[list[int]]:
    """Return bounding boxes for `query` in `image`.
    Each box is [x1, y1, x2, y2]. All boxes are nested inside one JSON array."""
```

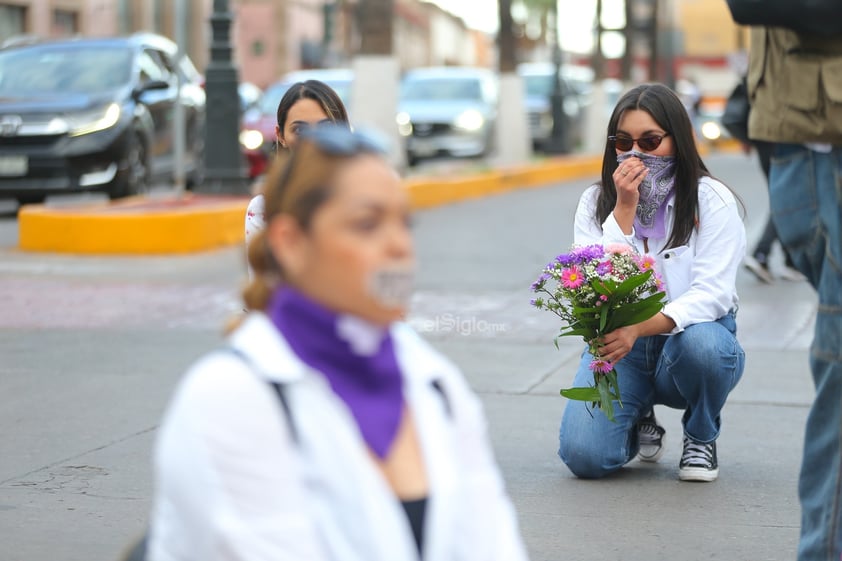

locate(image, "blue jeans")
[[769, 144, 842, 561], [558, 312, 745, 478]]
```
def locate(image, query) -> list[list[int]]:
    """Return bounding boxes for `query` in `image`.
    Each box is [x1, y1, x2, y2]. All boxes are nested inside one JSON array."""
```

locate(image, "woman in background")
[[245, 80, 350, 254]]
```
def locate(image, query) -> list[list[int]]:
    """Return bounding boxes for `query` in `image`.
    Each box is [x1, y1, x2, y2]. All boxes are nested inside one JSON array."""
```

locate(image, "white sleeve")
[[573, 184, 637, 248], [148, 355, 329, 561]]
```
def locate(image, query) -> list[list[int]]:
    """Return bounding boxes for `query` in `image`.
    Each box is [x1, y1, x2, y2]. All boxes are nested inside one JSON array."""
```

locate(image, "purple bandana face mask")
[[268, 287, 404, 459], [617, 150, 677, 240]]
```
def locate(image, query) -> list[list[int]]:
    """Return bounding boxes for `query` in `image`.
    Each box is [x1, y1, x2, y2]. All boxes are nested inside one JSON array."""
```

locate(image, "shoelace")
[[682, 439, 713, 466], [638, 419, 664, 444]]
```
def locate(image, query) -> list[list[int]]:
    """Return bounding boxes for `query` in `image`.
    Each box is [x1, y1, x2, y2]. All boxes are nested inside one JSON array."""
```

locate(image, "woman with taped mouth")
[[146, 125, 530, 561]]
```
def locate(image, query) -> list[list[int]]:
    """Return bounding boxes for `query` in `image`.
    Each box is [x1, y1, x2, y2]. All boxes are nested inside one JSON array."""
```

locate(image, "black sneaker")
[[637, 409, 666, 463], [679, 435, 718, 482]]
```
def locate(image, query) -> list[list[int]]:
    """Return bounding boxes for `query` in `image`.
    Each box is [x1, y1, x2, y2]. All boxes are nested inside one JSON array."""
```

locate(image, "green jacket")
[[748, 27, 842, 144]]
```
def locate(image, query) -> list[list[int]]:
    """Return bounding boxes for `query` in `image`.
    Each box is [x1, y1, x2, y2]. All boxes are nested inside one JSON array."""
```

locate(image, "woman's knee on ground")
[[558, 427, 628, 479]]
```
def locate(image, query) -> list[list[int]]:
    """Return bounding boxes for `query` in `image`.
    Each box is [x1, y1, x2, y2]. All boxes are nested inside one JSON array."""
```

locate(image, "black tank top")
[[400, 496, 428, 555]]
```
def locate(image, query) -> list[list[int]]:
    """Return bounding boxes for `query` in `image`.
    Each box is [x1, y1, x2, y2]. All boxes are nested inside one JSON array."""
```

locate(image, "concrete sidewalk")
[[0, 151, 808, 561]]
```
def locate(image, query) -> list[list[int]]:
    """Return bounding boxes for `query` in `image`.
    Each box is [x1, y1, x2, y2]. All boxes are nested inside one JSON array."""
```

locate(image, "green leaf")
[[599, 301, 609, 332], [559, 327, 595, 338], [560, 387, 602, 402], [606, 369, 623, 408], [596, 377, 615, 422], [604, 292, 667, 331], [590, 277, 617, 296], [611, 270, 654, 300]]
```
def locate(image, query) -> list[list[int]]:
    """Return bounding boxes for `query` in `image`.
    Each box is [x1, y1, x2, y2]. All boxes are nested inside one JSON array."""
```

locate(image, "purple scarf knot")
[[267, 287, 404, 459], [617, 150, 677, 239]]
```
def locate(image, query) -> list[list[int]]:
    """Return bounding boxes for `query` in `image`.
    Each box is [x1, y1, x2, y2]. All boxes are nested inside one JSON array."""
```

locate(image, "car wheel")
[[111, 132, 149, 199]]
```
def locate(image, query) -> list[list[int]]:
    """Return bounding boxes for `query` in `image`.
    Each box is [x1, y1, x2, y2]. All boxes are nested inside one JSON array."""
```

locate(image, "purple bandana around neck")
[[617, 150, 677, 239], [267, 286, 404, 459]]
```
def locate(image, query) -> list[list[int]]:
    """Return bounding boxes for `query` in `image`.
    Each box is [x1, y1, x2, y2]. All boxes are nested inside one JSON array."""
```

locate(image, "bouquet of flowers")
[[531, 244, 667, 421]]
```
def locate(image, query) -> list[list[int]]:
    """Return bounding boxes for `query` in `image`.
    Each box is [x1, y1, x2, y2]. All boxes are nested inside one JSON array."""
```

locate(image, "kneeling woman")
[[558, 84, 746, 482], [148, 126, 529, 560]]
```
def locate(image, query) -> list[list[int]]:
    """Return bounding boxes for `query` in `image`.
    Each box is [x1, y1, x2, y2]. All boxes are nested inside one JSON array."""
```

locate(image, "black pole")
[[200, 0, 247, 194], [545, 3, 570, 154]]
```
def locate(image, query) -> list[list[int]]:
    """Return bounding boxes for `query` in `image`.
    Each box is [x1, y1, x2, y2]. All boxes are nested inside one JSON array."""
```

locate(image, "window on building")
[[53, 9, 79, 37], [0, 5, 27, 45]]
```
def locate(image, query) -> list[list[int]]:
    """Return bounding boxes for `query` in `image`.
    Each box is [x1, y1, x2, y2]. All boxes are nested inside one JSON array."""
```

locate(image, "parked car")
[[239, 68, 353, 179], [0, 32, 206, 205], [238, 82, 263, 114], [397, 67, 498, 165], [517, 62, 585, 152]]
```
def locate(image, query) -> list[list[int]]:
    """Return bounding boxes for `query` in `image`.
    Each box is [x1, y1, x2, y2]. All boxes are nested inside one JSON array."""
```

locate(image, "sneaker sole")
[[744, 257, 774, 284], [679, 466, 719, 482], [638, 434, 666, 463]]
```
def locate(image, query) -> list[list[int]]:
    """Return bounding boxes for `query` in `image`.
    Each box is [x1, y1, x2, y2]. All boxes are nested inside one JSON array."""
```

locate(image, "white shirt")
[[573, 176, 746, 334], [244, 195, 265, 279], [148, 314, 529, 561]]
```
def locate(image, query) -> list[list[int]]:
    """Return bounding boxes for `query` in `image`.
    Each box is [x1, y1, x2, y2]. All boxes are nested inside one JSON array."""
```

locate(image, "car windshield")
[[257, 79, 352, 117], [524, 75, 554, 97], [0, 45, 133, 96], [401, 78, 482, 101]]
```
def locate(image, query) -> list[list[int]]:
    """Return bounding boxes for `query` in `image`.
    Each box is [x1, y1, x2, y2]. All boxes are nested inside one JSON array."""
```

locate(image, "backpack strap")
[[430, 379, 452, 419], [223, 347, 300, 445]]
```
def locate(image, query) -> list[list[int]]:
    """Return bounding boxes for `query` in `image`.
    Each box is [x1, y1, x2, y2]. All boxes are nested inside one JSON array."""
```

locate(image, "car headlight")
[[65, 103, 122, 137], [701, 121, 722, 141], [239, 129, 265, 151], [453, 109, 485, 132], [396, 112, 413, 137]]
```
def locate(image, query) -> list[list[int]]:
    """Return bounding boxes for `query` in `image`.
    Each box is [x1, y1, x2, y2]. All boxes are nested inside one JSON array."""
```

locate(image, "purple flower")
[[577, 245, 605, 262], [531, 272, 550, 291], [596, 260, 613, 276]]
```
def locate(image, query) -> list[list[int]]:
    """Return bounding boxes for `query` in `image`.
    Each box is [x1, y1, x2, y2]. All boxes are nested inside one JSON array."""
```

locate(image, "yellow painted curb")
[[18, 194, 249, 255], [405, 154, 603, 209], [17, 155, 605, 255]]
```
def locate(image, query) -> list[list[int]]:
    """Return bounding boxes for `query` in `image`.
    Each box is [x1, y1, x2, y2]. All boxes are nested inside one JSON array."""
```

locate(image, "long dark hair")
[[276, 80, 350, 132], [596, 83, 709, 250]]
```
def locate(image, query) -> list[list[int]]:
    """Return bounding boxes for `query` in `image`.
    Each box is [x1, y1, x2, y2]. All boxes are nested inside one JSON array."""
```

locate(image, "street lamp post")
[[545, 2, 570, 155], [200, 0, 247, 194]]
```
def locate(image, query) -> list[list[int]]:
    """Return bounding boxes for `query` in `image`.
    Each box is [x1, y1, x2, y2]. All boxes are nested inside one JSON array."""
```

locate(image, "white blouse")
[[148, 314, 530, 561], [573, 176, 746, 334]]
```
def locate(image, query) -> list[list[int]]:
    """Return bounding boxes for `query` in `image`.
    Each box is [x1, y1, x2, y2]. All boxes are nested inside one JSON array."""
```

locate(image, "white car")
[[397, 67, 497, 165]]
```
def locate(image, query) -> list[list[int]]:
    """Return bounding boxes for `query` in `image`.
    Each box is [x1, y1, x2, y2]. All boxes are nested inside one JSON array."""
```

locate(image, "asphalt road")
[[0, 151, 817, 561]]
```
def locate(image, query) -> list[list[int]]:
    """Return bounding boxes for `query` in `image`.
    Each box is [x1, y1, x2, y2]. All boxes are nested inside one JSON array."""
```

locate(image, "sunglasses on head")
[[298, 124, 389, 156], [608, 133, 670, 152]]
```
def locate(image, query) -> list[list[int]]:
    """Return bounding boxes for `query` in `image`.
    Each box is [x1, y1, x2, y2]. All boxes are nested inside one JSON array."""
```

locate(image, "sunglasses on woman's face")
[[298, 124, 389, 156], [608, 133, 670, 152]]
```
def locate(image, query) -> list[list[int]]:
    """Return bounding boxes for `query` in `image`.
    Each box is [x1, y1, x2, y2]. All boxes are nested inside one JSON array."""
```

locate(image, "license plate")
[[0, 155, 28, 177], [412, 140, 437, 157]]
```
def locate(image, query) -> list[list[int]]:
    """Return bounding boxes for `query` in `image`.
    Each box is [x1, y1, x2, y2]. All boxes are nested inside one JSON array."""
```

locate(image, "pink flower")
[[636, 254, 657, 271], [605, 243, 633, 255], [590, 358, 614, 374], [561, 265, 585, 289]]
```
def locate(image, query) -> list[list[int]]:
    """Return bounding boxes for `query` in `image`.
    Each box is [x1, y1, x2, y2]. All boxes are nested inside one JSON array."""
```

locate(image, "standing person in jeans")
[[742, 139, 806, 284], [747, 26, 842, 561]]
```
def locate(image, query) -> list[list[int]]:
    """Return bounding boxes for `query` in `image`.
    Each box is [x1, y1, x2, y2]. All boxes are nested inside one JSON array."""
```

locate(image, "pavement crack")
[[0, 425, 158, 487]]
